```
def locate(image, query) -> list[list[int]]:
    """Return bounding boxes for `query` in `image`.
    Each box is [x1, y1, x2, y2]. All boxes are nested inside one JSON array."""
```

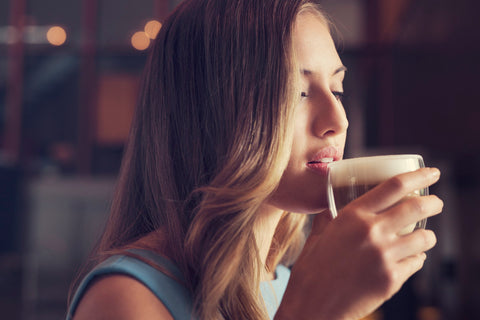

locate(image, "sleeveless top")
[[66, 249, 290, 320]]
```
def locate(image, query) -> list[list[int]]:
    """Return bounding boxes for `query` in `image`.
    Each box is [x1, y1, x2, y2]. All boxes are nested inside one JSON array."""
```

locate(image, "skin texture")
[[73, 12, 443, 320], [273, 14, 443, 320], [268, 12, 348, 214]]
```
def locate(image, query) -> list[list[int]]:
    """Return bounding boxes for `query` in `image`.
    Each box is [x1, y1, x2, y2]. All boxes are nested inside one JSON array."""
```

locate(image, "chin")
[[304, 193, 329, 213], [294, 205, 329, 215], [268, 181, 330, 214], [278, 196, 329, 215]]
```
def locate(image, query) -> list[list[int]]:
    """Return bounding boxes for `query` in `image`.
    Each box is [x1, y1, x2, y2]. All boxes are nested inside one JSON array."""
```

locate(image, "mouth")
[[307, 157, 334, 165], [306, 146, 342, 174], [307, 146, 343, 164]]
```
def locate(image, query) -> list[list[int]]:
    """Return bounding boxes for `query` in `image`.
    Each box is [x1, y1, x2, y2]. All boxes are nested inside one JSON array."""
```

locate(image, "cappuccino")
[[327, 155, 427, 234]]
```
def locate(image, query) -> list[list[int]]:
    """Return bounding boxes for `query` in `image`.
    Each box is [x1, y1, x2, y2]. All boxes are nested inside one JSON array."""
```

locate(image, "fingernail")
[[430, 168, 440, 179]]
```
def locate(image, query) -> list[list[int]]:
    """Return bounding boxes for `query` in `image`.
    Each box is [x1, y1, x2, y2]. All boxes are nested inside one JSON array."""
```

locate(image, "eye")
[[332, 91, 345, 102], [301, 92, 309, 98]]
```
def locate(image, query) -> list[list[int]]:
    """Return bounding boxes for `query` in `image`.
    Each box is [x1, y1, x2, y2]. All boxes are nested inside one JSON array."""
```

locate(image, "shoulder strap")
[[67, 249, 195, 320], [260, 264, 291, 319]]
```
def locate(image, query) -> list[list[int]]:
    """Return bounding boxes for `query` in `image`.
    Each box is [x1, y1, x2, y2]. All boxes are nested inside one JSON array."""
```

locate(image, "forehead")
[[293, 12, 342, 75]]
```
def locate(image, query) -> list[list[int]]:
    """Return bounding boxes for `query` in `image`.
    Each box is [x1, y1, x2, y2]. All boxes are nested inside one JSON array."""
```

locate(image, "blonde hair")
[[73, 1, 330, 319]]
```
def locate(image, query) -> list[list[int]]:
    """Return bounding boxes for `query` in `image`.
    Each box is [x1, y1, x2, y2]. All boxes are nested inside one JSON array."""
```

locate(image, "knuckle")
[[415, 260, 425, 275], [366, 232, 390, 265], [409, 196, 425, 214], [434, 196, 445, 210], [364, 242, 399, 295], [409, 255, 426, 278], [421, 230, 437, 248], [353, 213, 376, 240], [388, 176, 407, 193], [344, 208, 386, 247]]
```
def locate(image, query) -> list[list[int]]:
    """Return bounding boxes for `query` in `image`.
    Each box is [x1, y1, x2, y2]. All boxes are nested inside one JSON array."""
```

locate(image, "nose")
[[311, 92, 349, 138]]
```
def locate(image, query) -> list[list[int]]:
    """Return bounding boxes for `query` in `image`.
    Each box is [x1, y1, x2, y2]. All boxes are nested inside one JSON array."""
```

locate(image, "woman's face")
[[269, 12, 348, 214]]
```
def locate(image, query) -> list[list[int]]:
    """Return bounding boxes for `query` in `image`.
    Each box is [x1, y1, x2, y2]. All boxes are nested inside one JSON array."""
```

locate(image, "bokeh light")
[[144, 20, 162, 39], [131, 31, 150, 50], [417, 307, 441, 320], [46, 26, 67, 46]]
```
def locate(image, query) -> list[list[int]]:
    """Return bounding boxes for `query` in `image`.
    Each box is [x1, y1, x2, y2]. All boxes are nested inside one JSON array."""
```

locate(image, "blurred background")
[[0, 0, 478, 319]]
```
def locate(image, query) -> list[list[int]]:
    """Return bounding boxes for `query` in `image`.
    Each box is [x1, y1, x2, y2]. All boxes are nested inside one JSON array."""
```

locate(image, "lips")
[[308, 146, 343, 164], [306, 146, 343, 175], [309, 157, 334, 164]]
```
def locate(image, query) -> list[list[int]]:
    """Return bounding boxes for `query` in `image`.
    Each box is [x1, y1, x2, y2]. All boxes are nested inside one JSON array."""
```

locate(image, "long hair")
[[79, 0, 329, 319]]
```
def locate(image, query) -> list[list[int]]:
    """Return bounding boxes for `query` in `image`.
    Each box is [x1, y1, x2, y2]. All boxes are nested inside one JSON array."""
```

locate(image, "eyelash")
[[300, 91, 345, 102], [332, 91, 345, 102]]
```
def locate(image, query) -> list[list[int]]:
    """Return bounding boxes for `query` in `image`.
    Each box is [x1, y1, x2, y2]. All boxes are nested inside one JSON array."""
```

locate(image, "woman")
[[67, 0, 443, 319]]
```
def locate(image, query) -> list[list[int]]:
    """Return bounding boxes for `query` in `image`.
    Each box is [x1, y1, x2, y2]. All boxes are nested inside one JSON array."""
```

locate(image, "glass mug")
[[327, 154, 427, 235]]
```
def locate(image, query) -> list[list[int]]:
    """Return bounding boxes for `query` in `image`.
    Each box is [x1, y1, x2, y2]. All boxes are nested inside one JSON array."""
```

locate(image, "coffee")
[[327, 155, 427, 234], [331, 184, 377, 212]]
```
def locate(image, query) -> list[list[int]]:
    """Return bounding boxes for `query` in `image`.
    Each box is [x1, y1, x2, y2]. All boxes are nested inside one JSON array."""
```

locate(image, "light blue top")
[[66, 249, 290, 319]]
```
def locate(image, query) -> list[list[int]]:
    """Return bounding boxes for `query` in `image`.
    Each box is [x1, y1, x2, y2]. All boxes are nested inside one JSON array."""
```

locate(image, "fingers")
[[395, 252, 428, 282], [355, 168, 440, 213], [389, 229, 437, 261], [382, 195, 444, 233], [374, 251, 428, 298]]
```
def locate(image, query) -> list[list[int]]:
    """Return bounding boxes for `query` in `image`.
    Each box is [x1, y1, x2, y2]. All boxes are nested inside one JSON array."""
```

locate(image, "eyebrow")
[[301, 65, 347, 76], [333, 65, 348, 76]]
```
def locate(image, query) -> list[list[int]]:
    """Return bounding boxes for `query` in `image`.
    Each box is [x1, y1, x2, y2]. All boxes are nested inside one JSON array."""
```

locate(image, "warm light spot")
[[46, 26, 67, 46], [144, 20, 162, 39], [417, 306, 441, 320], [131, 31, 150, 50]]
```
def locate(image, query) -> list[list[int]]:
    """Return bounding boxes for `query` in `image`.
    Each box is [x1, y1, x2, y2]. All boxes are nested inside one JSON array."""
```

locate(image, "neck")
[[255, 203, 285, 280]]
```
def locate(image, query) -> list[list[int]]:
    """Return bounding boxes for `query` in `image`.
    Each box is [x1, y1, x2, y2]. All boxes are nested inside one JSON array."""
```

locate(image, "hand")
[[275, 168, 443, 320]]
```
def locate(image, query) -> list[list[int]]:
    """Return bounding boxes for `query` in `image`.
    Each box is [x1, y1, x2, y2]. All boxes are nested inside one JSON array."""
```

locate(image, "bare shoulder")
[[73, 274, 174, 320]]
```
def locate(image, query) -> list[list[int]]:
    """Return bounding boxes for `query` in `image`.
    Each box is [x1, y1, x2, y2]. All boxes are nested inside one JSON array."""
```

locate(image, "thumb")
[[311, 210, 333, 235]]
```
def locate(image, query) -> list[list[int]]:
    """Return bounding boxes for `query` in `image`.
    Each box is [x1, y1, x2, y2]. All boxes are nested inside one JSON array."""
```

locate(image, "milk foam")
[[328, 155, 422, 187]]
